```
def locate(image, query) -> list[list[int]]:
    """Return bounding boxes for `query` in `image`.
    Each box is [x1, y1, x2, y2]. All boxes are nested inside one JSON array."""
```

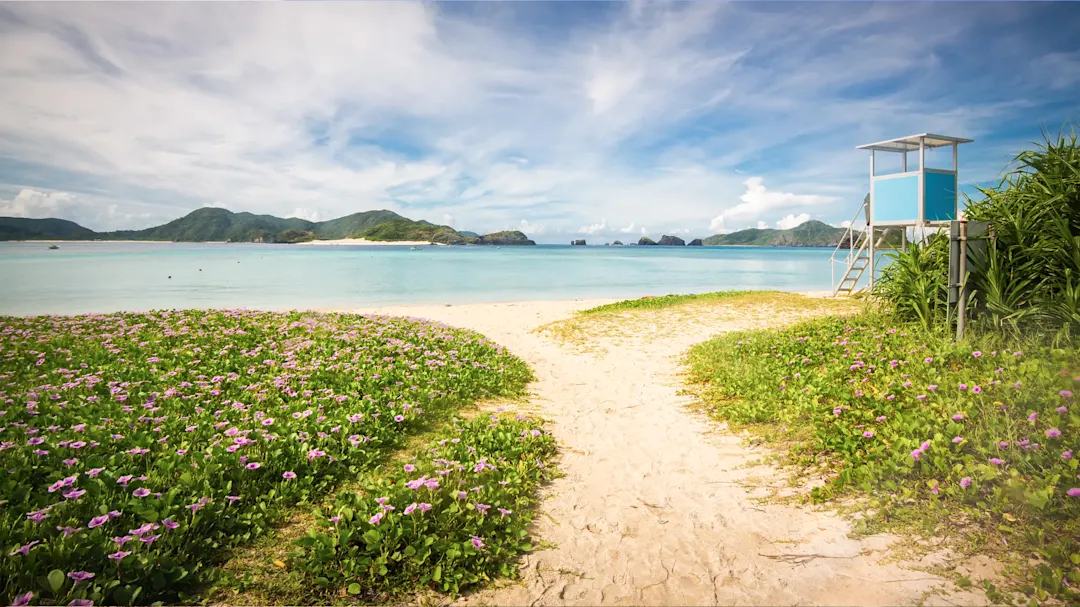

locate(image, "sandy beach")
[[336, 294, 988, 607]]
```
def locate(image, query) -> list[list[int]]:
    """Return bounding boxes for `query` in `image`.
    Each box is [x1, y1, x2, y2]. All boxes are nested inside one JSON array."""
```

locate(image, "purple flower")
[[245, 462, 261, 470], [162, 517, 179, 529], [960, 477, 971, 488], [875, 416, 886, 422], [139, 534, 160, 546], [1063, 451, 1073, 460], [989, 458, 1005, 465], [863, 431, 874, 438], [68, 601, 94, 607], [952, 414, 964, 421], [68, 571, 95, 584], [369, 512, 383, 525], [1061, 390, 1074, 399], [498, 507, 512, 518], [404, 503, 418, 515], [455, 490, 467, 500], [471, 535, 485, 550], [972, 351, 982, 358], [1057, 406, 1069, 414], [404, 464, 415, 472], [1028, 412, 1037, 423], [88, 514, 109, 529], [473, 503, 491, 515], [108, 550, 131, 561], [928, 385, 938, 391], [57, 525, 82, 537], [394, 415, 405, 422], [112, 535, 133, 547], [11, 592, 33, 607], [958, 384, 968, 391], [132, 487, 151, 498], [418, 503, 432, 513], [9, 541, 40, 556], [63, 488, 87, 501], [282, 471, 297, 480], [1067, 488, 1080, 497], [116, 474, 133, 486], [924, 357, 933, 363], [1045, 428, 1062, 438], [86, 467, 105, 478], [910, 450, 921, 461], [952, 436, 964, 444]]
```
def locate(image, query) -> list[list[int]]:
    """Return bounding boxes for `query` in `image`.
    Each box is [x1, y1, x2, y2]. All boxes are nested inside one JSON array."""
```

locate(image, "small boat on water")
[[48, 245, 59, 250]]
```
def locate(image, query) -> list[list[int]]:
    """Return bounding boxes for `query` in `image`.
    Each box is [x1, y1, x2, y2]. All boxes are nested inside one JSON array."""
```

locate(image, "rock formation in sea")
[[658, 235, 685, 246]]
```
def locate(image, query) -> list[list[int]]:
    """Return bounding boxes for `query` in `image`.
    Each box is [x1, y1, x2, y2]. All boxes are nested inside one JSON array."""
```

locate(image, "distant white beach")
[[294, 238, 446, 246]]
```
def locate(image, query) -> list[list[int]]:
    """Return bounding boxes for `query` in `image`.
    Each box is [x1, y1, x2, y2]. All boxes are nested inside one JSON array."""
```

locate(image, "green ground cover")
[[0, 310, 546, 606], [687, 314, 1080, 602]]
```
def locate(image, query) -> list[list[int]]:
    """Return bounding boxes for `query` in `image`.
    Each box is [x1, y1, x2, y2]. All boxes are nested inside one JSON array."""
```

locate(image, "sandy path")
[[344, 297, 984, 607]]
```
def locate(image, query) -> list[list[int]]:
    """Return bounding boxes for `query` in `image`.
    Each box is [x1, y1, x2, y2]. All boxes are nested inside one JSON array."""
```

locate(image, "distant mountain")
[[0, 208, 530, 245], [702, 220, 848, 247], [458, 230, 479, 237], [0, 217, 98, 241]]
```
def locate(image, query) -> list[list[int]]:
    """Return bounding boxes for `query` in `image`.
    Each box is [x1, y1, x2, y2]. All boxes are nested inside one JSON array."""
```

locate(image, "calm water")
[[0, 242, 841, 316]]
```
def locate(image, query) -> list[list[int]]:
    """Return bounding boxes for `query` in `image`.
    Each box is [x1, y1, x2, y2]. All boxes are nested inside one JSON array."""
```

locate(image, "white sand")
[[341, 296, 989, 606], [294, 238, 445, 246]]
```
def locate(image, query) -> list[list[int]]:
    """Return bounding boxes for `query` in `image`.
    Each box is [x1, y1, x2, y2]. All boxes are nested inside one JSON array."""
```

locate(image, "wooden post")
[[956, 220, 968, 340]]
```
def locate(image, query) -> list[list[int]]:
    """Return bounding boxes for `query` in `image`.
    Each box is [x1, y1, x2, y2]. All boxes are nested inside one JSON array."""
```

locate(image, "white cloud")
[[840, 219, 852, 228], [287, 208, 323, 222], [441, 213, 455, 228], [756, 220, 768, 229], [578, 219, 608, 235], [518, 219, 545, 234], [708, 177, 835, 234], [619, 222, 637, 233], [0, 187, 167, 231], [776, 213, 811, 230], [1, 188, 75, 218]]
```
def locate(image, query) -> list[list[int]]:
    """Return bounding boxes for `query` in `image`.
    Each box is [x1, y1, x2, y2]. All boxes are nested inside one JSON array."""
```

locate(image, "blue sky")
[[0, 1, 1078, 243]]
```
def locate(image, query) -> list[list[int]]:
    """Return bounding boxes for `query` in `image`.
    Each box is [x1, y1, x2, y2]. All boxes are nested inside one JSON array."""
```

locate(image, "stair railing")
[[830, 199, 870, 294]]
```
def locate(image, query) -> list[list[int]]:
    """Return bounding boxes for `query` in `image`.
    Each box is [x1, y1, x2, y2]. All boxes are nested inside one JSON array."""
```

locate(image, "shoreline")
[[292, 238, 446, 246]]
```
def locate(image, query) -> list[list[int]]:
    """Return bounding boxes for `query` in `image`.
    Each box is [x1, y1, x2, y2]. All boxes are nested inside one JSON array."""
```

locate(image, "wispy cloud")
[[0, 2, 1077, 242]]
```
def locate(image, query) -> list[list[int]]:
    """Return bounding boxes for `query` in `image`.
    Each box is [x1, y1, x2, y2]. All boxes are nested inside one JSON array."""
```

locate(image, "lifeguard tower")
[[831, 133, 974, 295]]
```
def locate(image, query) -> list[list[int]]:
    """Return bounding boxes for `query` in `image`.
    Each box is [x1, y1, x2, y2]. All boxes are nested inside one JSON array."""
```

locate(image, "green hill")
[[105, 208, 312, 242], [0, 207, 531, 245], [0, 217, 99, 241], [702, 219, 847, 247], [312, 210, 406, 240]]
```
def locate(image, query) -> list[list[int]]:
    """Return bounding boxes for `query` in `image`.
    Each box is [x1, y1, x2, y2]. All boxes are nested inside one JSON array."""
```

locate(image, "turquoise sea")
[[0, 242, 840, 316]]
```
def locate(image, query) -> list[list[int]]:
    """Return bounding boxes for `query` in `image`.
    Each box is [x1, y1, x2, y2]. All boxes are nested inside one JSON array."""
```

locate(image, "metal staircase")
[[830, 198, 873, 296]]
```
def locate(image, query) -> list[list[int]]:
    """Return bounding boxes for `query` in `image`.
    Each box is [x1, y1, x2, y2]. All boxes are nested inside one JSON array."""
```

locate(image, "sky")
[[0, 2, 1078, 244]]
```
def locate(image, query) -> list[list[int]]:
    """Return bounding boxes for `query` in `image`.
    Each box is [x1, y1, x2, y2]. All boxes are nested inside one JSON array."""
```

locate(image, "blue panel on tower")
[[924, 171, 958, 221], [872, 175, 918, 223]]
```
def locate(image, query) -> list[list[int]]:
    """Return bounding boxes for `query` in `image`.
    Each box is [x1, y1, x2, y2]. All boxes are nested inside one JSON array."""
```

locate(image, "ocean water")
[[0, 242, 842, 316]]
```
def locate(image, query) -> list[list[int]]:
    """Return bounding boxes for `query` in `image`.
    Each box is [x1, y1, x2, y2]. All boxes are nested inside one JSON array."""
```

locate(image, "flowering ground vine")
[[292, 413, 557, 599], [0, 310, 533, 605], [687, 313, 1079, 602]]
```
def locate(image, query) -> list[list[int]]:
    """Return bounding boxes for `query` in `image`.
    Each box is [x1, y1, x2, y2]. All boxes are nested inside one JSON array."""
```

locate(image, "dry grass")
[[539, 291, 864, 352]]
